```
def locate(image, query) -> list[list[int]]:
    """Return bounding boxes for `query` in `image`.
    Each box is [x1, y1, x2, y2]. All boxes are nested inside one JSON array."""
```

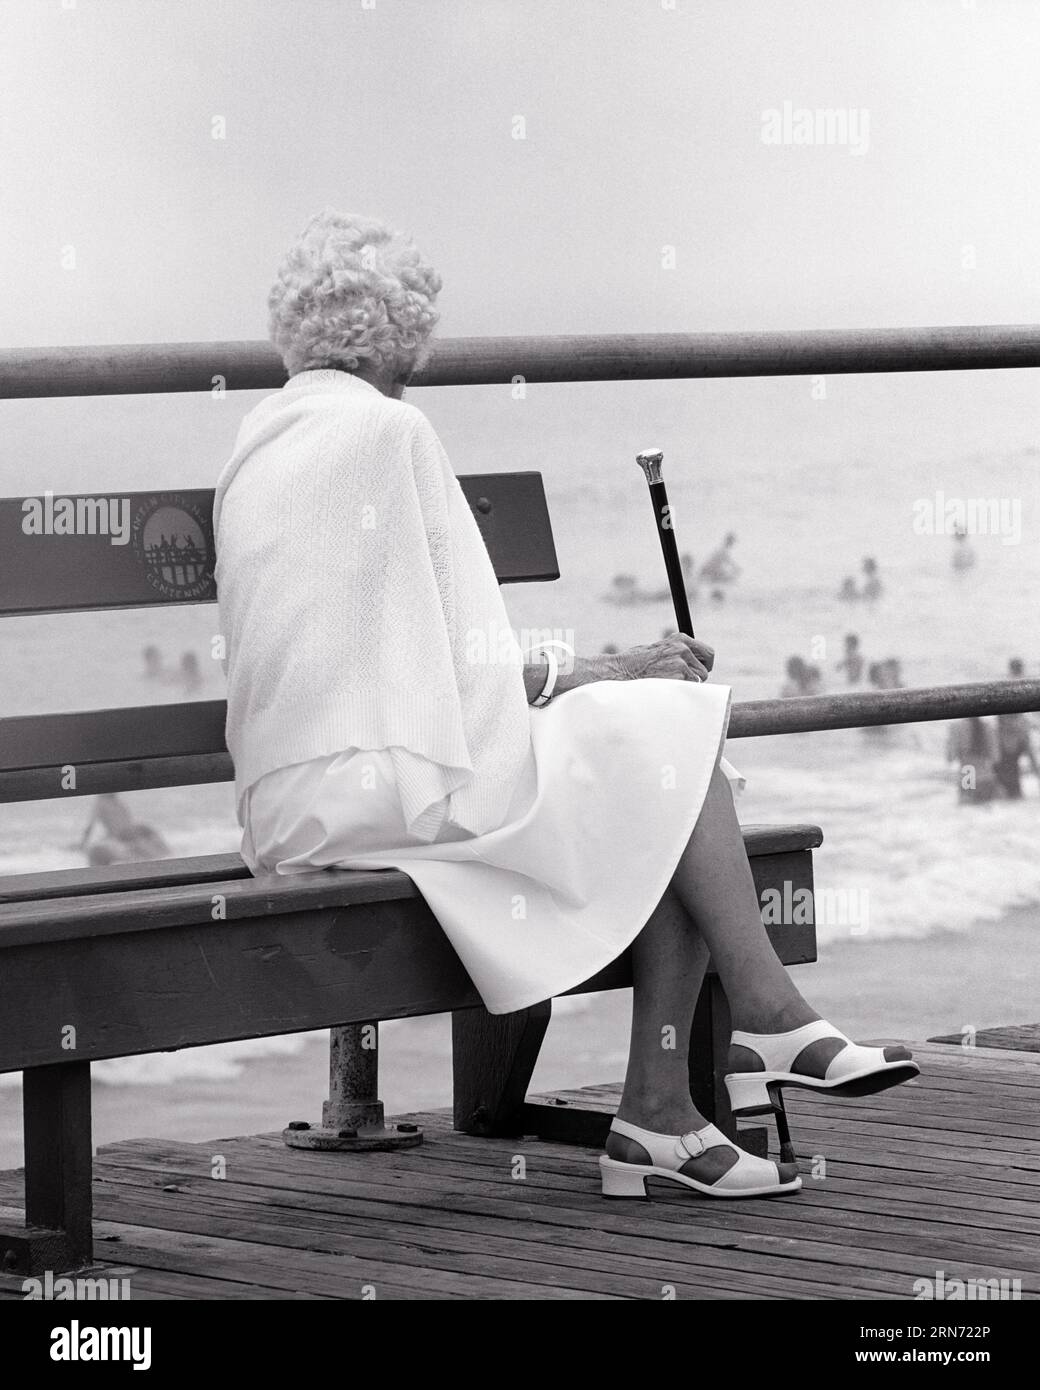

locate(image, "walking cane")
[[634, 449, 796, 1167], [635, 450, 694, 638]]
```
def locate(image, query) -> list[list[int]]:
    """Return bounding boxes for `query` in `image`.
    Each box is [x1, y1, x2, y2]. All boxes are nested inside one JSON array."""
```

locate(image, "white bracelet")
[[532, 648, 558, 707], [528, 640, 574, 707]]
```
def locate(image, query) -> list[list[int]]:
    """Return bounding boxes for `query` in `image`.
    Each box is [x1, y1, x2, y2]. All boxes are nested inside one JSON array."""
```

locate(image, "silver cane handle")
[[635, 448, 664, 484]]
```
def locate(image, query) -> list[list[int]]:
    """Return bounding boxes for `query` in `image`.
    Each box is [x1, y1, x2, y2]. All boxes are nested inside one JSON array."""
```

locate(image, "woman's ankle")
[[616, 1087, 707, 1135], [729, 996, 820, 1036]]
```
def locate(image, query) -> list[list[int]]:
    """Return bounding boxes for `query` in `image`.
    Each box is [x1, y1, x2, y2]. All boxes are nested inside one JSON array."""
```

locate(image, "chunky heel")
[[724, 1071, 777, 1116], [600, 1119, 799, 1198], [599, 1157, 649, 1198], [725, 1020, 920, 1161]]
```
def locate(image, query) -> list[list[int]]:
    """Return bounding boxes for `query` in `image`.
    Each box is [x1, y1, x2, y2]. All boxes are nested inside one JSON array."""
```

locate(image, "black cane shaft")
[[648, 479, 694, 638]]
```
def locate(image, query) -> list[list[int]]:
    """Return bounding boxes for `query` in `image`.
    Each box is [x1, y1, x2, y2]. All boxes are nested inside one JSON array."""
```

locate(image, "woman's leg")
[[612, 870, 801, 1181], [632, 761, 911, 1102], [668, 763, 818, 1035], [615, 884, 710, 1133], [614, 761, 909, 1162], [615, 762, 817, 1140], [612, 883, 767, 1180]]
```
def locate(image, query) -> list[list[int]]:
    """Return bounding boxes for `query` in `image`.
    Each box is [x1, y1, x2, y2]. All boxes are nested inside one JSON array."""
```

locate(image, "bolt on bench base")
[[0, 1213, 92, 1278], [283, 1122, 423, 1152], [282, 1023, 423, 1153]]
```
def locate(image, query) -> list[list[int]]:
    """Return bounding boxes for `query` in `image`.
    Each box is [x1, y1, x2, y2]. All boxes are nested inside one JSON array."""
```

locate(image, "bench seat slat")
[[0, 824, 822, 942], [0, 852, 248, 903], [0, 867, 421, 948], [0, 825, 822, 903]]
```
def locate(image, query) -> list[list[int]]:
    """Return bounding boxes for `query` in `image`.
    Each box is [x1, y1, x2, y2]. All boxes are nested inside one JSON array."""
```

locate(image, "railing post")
[[282, 1023, 422, 1152]]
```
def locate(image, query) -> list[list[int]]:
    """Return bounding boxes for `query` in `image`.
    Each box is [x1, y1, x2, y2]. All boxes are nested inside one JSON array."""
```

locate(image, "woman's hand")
[[607, 634, 715, 683], [524, 634, 715, 703], [526, 634, 715, 702]]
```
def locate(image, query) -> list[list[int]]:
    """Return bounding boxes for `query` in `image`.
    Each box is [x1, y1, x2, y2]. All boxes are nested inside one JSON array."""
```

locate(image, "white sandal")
[[726, 1019, 920, 1117], [599, 1117, 801, 1199]]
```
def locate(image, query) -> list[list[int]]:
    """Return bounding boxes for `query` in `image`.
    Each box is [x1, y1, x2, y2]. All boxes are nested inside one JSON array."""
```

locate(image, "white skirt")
[[241, 679, 741, 1014]]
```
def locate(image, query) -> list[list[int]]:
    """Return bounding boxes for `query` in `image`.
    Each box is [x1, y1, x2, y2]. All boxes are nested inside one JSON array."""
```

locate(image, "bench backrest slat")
[[0, 701, 227, 771], [0, 472, 559, 616], [0, 470, 559, 801]]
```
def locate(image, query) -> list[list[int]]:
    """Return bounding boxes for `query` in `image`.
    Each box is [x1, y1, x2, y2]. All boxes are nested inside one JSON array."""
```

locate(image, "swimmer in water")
[[780, 655, 817, 698], [179, 650, 203, 696], [836, 633, 864, 684], [951, 526, 977, 572], [861, 557, 882, 602], [679, 551, 699, 603], [838, 576, 859, 602], [699, 533, 740, 586], [605, 574, 640, 604], [862, 662, 893, 739]]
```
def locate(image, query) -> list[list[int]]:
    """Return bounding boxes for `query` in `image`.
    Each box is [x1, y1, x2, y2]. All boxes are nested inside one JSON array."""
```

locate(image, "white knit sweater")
[[213, 369, 533, 840]]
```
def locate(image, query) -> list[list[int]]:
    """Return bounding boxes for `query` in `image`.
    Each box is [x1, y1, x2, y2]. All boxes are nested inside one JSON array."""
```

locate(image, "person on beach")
[[836, 633, 864, 685], [79, 793, 170, 866], [214, 210, 918, 1203], [995, 650, 1040, 795], [946, 718, 1000, 804], [994, 660, 1039, 797]]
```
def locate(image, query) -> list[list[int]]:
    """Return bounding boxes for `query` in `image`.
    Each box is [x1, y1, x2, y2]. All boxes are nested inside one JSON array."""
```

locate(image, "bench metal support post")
[[283, 1022, 423, 1151], [0, 1060, 93, 1275]]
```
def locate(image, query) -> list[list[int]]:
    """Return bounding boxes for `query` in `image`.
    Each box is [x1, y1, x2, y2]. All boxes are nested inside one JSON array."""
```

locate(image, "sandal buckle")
[[677, 1131, 706, 1159]]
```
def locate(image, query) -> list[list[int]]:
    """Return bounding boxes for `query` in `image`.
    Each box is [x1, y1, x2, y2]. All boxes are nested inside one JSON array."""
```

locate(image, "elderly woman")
[[215, 210, 918, 1201]]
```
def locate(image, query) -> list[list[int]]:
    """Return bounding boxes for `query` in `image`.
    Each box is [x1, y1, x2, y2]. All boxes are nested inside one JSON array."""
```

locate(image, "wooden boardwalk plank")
[[92, 1137, 1040, 1238], [1, 1043, 1037, 1299], [92, 1140, 1040, 1260], [95, 1150, 1040, 1281]]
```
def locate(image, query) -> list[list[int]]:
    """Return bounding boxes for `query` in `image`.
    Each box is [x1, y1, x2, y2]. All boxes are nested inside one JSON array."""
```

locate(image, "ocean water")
[[1, 368, 1038, 1086]]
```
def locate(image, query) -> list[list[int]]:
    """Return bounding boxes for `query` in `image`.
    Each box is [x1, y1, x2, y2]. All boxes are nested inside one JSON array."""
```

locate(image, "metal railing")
[[3, 323, 1040, 398], [729, 680, 1040, 738], [3, 325, 1038, 733]]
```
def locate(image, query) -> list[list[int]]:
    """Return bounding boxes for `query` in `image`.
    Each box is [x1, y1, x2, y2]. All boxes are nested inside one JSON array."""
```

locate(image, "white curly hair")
[[267, 210, 443, 380]]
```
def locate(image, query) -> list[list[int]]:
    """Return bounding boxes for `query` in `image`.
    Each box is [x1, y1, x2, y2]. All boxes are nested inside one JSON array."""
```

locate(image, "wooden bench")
[[0, 476, 820, 1275]]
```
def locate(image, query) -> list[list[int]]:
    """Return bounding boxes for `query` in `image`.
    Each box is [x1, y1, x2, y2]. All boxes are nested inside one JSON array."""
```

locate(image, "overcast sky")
[[2, 0, 1039, 351]]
